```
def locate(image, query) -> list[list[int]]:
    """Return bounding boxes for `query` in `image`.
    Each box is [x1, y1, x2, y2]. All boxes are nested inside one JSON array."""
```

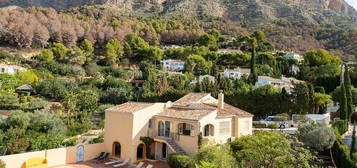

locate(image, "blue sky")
[[346, 0, 357, 10]]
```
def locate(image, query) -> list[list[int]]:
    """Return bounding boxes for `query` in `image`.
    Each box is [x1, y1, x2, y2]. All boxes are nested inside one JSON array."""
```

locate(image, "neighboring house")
[[0, 63, 27, 74], [160, 59, 185, 72], [191, 75, 216, 84], [283, 53, 304, 62], [162, 45, 183, 50], [217, 49, 242, 54], [255, 76, 304, 91], [223, 67, 251, 79], [104, 92, 253, 162]]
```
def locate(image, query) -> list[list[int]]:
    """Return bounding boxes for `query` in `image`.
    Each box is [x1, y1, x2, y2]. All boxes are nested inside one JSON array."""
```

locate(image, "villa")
[[0, 93, 253, 168], [255, 76, 304, 91], [160, 59, 185, 72], [104, 92, 253, 161], [0, 63, 27, 74], [283, 52, 304, 62], [223, 67, 251, 79]]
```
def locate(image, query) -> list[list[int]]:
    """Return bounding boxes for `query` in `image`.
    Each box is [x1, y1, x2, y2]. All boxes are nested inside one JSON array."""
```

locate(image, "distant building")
[[160, 59, 185, 72], [0, 63, 27, 74], [162, 45, 183, 50], [255, 76, 304, 91], [217, 49, 242, 54], [283, 53, 303, 62], [223, 67, 251, 79], [191, 75, 216, 84], [291, 65, 300, 74]]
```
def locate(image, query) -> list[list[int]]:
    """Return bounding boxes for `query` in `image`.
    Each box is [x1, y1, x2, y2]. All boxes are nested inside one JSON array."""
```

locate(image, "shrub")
[[253, 123, 266, 128], [193, 143, 237, 168], [332, 120, 348, 135], [267, 123, 279, 129], [167, 153, 192, 168], [275, 113, 289, 121], [331, 140, 356, 168], [0, 94, 19, 109], [297, 123, 336, 151]]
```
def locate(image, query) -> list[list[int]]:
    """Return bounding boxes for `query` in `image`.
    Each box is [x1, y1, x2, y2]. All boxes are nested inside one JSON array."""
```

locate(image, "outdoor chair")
[[93, 152, 105, 160], [113, 158, 130, 167], [105, 159, 122, 165], [128, 162, 144, 168]]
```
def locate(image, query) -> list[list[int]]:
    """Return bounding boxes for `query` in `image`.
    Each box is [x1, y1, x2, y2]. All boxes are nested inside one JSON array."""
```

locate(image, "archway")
[[76, 145, 84, 162], [204, 124, 214, 136], [112, 142, 121, 158], [136, 143, 146, 160]]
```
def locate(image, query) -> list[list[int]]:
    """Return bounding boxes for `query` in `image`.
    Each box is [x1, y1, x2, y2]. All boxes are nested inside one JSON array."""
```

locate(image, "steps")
[[154, 137, 187, 155]]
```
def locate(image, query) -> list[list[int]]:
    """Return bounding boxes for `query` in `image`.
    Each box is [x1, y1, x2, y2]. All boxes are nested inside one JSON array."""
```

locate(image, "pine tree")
[[344, 65, 353, 120]]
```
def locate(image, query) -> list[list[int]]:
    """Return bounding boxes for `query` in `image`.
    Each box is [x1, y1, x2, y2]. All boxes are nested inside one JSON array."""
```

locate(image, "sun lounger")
[[146, 164, 153, 168], [129, 162, 144, 168], [105, 159, 122, 165], [95, 152, 109, 162], [113, 158, 130, 167], [93, 152, 105, 160]]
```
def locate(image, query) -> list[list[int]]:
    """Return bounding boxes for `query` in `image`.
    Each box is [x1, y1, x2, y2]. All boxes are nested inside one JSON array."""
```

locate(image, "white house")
[[291, 65, 300, 74], [255, 76, 304, 91], [160, 59, 185, 72], [217, 49, 242, 54], [283, 53, 304, 62], [223, 67, 250, 79], [0, 63, 27, 74], [191, 75, 216, 84]]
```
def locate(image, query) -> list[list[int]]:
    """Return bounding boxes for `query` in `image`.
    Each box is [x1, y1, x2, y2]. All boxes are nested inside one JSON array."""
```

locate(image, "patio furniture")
[[146, 164, 153, 168], [129, 162, 144, 168], [95, 152, 109, 162], [93, 152, 105, 160], [24, 157, 48, 168], [105, 159, 122, 165], [113, 158, 130, 167]]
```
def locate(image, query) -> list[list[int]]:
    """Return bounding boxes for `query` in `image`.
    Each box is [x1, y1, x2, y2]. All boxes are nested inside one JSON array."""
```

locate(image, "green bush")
[[332, 120, 348, 135], [0, 94, 19, 109], [267, 123, 279, 129], [167, 153, 192, 168], [331, 140, 356, 168], [253, 123, 266, 128]]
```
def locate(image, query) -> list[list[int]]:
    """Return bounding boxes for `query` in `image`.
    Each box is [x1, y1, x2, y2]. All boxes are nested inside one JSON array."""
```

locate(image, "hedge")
[[331, 140, 356, 168], [332, 120, 348, 135], [167, 153, 192, 168]]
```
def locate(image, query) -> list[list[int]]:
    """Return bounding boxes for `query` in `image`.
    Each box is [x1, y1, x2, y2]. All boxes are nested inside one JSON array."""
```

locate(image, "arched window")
[[112, 142, 121, 158], [177, 123, 194, 136], [204, 124, 214, 136], [158, 121, 165, 136]]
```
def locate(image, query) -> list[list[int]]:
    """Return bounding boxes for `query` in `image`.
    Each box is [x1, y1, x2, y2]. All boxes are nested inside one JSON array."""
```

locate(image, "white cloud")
[[345, 0, 357, 10]]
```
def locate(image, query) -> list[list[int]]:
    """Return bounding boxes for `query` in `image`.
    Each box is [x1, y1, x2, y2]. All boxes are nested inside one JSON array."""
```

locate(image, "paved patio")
[[50, 160, 169, 168]]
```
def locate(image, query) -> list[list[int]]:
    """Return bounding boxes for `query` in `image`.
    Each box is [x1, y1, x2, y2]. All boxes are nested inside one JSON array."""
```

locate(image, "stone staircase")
[[154, 137, 187, 155]]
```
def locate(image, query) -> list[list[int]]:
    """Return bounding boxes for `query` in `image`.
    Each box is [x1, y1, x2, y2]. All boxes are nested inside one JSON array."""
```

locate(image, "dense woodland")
[[0, 5, 356, 168]]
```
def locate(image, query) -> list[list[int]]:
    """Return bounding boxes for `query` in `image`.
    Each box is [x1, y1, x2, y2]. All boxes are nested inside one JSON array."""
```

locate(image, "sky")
[[346, 0, 357, 10]]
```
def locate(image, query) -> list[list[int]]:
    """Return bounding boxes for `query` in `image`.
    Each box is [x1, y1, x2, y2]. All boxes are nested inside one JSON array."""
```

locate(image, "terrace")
[[50, 160, 169, 168]]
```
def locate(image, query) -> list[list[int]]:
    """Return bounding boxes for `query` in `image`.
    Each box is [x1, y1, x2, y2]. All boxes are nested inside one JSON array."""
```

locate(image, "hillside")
[[0, 0, 356, 59]]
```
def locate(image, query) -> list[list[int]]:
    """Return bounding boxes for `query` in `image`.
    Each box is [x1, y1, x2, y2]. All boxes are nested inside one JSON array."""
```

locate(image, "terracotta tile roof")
[[204, 103, 253, 118], [156, 104, 216, 121], [173, 93, 211, 106], [229, 67, 251, 74], [106, 102, 154, 113]]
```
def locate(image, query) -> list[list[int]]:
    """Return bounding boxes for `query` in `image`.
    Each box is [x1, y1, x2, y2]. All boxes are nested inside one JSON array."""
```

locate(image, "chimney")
[[218, 90, 224, 109]]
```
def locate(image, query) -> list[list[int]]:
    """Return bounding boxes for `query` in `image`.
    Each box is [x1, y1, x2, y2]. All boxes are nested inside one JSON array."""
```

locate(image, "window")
[[204, 124, 214, 136], [148, 119, 153, 128], [219, 121, 230, 135], [1, 68, 4, 73], [158, 121, 165, 136], [177, 123, 194, 136]]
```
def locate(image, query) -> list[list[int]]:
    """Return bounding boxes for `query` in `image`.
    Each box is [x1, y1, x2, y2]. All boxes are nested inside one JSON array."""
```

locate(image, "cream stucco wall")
[[104, 103, 165, 163], [236, 117, 253, 137], [0, 143, 105, 168]]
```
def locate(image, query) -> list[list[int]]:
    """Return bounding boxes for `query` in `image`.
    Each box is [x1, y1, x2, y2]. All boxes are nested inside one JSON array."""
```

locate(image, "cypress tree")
[[249, 38, 257, 84], [340, 83, 348, 120], [350, 124, 356, 158], [344, 65, 353, 120]]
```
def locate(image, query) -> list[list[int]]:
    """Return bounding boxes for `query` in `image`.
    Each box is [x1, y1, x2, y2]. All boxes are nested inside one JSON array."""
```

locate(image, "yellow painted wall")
[[0, 143, 105, 168]]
